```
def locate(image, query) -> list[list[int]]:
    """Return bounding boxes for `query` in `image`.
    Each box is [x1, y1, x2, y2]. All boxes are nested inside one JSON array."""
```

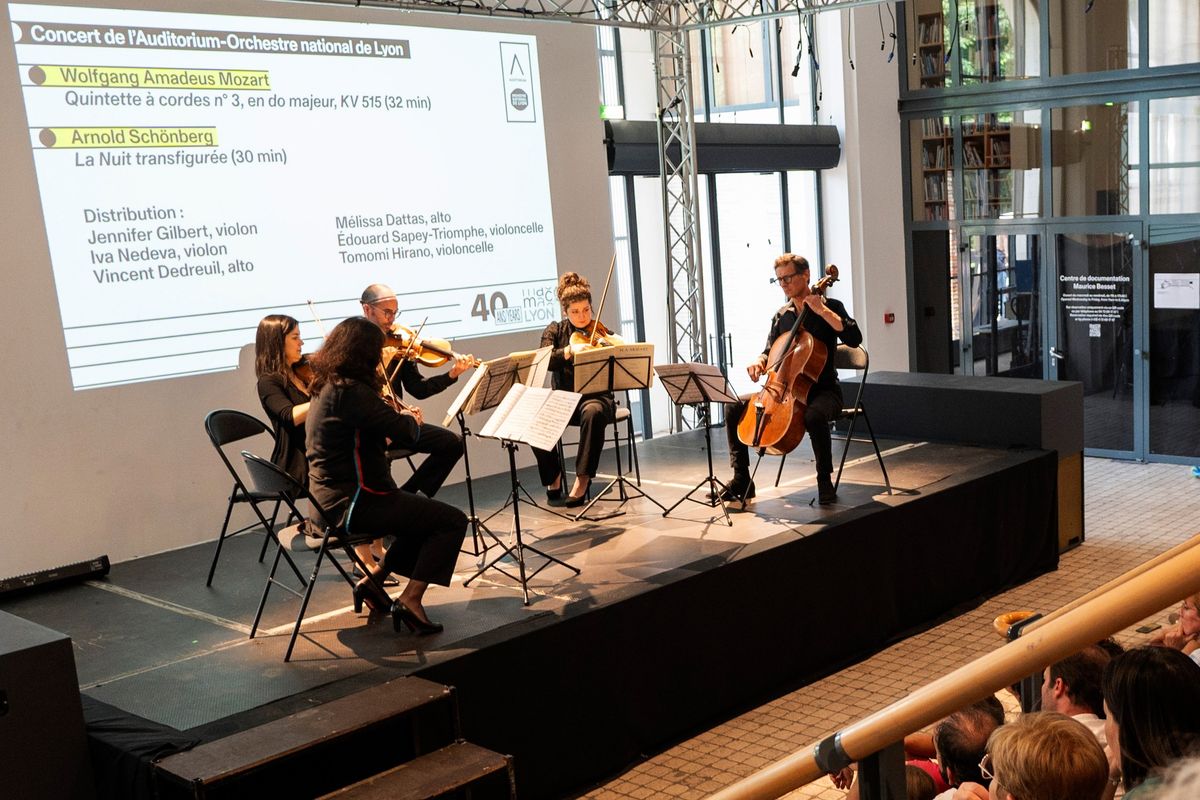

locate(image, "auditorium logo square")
[[500, 41, 536, 123]]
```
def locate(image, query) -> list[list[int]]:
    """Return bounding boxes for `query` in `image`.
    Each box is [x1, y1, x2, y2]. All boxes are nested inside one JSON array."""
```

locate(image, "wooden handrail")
[[707, 532, 1200, 800]]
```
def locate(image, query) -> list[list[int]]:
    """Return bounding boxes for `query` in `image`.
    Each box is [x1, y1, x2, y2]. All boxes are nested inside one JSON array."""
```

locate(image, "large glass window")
[[961, 110, 1041, 219], [959, 0, 1041, 85], [707, 22, 775, 118], [911, 116, 953, 221], [1051, 102, 1135, 217], [713, 173, 784, 397], [909, 0, 949, 90], [1149, 1, 1200, 68], [1149, 96, 1200, 215], [779, 16, 815, 123], [1049, 0, 1138, 76]]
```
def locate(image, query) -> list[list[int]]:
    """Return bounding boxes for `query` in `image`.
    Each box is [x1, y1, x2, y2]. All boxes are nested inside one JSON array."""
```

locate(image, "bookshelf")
[[916, 11, 946, 88], [962, 113, 1012, 218], [919, 116, 951, 221]]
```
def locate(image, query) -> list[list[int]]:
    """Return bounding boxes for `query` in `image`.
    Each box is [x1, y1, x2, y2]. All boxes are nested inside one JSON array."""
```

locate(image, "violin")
[[569, 319, 625, 351], [736, 265, 840, 454], [384, 324, 482, 369], [292, 354, 314, 388]]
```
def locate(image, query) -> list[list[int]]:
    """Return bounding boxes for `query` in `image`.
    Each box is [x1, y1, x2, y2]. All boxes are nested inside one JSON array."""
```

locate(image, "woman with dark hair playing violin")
[[359, 283, 476, 499], [534, 272, 624, 508], [306, 316, 467, 635], [254, 314, 312, 493]]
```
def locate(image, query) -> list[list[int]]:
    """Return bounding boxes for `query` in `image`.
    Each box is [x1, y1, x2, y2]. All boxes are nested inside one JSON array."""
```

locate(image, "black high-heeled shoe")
[[352, 576, 392, 613], [391, 602, 444, 635]]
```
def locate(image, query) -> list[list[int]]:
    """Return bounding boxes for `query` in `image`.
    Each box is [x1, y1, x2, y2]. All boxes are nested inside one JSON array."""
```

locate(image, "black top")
[[385, 358, 458, 401], [305, 380, 421, 519], [256, 373, 309, 484], [540, 319, 615, 396], [761, 298, 862, 388]]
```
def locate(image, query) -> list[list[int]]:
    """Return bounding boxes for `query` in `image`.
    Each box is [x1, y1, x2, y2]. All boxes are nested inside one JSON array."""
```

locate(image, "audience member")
[[1040, 645, 1112, 746], [1102, 646, 1200, 797], [958, 712, 1108, 800], [1143, 753, 1200, 799], [906, 763, 938, 800], [930, 696, 1005, 799], [1150, 592, 1200, 667]]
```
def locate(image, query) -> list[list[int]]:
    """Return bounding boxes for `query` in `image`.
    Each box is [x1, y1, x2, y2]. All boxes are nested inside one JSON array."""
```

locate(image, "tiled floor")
[[579, 458, 1200, 799]]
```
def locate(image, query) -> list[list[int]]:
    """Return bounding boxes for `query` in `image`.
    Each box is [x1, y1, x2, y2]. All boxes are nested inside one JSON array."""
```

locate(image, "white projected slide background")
[[8, 4, 560, 389]]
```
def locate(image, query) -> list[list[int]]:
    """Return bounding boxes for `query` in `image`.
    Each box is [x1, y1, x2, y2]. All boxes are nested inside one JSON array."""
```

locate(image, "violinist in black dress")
[[724, 254, 861, 505], [534, 272, 619, 508]]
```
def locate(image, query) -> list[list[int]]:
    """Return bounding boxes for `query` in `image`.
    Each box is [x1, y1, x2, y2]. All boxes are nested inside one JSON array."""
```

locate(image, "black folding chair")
[[203, 410, 304, 587], [830, 345, 892, 495], [240, 451, 384, 662], [770, 345, 891, 496]]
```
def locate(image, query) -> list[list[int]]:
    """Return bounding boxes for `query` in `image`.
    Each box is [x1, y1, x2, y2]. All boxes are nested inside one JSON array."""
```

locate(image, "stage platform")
[[0, 430, 1060, 799]]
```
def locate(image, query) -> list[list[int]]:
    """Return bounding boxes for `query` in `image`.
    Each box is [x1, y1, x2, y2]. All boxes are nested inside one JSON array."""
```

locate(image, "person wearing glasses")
[[721, 253, 862, 505], [359, 283, 474, 499], [958, 712, 1108, 800]]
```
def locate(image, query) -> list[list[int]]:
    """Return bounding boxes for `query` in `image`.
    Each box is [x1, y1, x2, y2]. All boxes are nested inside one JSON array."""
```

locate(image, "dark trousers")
[[400, 423, 463, 498], [726, 383, 843, 482], [533, 395, 616, 485], [346, 489, 467, 586]]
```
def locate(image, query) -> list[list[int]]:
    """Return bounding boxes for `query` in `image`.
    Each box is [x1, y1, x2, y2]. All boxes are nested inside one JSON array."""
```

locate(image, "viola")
[[735, 265, 840, 454], [385, 324, 482, 369]]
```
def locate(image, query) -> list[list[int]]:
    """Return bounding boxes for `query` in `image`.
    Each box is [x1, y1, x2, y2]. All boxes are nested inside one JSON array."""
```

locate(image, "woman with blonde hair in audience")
[[1101, 647, 1200, 798], [972, 712, 1108, 800]]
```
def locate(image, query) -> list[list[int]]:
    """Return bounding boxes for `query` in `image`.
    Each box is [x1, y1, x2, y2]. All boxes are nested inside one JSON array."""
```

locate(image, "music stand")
[[440, 364, 499, 558], [570, 343, 663, 520], [464, 383, 582, 604], [656, 363, 740, 526]]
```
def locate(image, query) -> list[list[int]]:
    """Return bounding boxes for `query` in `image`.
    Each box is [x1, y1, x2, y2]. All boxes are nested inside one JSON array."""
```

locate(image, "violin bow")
[[589, 253, 618, 347]]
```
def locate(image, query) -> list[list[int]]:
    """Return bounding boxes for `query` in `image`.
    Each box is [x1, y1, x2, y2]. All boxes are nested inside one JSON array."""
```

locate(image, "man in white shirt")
[[1040, 645, 1113, 748]]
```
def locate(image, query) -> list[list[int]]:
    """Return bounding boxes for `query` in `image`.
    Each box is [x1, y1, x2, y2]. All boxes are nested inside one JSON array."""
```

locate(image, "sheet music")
[[654, 363, 738, 404], [524, 345, 552, 388], [477, 384, 581, 451], [443, 362, 488, 426], [573, 342, 656, 392]]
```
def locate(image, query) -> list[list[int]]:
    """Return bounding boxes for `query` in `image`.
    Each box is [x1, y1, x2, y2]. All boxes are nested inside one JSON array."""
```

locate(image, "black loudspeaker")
[[604, 120, 841, 176], [0, 611, 95, 799]]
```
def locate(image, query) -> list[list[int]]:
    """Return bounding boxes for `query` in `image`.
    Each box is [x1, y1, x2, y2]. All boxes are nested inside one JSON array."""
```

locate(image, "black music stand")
[[657, 363, 740, 526], [570, 344, 663, 521], [440, 366, 497, 558], [464, 383, 582, 604]]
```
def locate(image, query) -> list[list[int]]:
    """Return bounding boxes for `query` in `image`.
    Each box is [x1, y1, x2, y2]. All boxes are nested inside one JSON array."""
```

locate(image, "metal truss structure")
[[356, 0, 892, 32], [332, 0, 889, 427]]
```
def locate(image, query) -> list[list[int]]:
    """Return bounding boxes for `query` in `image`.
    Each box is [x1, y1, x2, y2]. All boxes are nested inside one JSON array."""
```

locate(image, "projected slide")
[[7, 3, 561, 389]]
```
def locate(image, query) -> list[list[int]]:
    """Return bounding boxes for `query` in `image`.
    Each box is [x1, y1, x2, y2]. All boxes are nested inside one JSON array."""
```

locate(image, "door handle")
[[1049, 347, 1065, 361]]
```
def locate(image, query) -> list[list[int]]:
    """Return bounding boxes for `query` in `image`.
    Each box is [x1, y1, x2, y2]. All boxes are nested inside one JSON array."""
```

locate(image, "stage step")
[[155, 676, 460, 799], [319, 740, 515, 799]]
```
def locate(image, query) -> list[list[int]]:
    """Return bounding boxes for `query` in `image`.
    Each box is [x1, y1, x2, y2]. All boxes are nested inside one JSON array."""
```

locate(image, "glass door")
[[1047, 225, 1143, 457], [959, 228, 1044, 377], [1147, 224, 1200, 462]]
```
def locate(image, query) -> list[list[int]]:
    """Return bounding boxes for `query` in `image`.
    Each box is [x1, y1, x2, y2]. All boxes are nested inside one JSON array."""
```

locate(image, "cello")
[[735, 264, 840, 455]]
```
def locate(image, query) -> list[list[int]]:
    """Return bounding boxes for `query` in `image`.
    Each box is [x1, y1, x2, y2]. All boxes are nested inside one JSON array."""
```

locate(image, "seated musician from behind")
[[535, 272, 621, 508], [306, 316, 467, 635], [359, 283, 475, 499], [724, 253, 861, 505], [254, 314, 314, 532]]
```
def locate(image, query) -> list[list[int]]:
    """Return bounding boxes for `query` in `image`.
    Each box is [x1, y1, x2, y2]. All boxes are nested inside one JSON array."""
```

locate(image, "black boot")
[[817, 474, 837, 505]]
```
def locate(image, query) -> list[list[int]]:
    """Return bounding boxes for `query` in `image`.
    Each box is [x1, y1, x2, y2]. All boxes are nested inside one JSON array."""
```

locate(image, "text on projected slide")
[[8, 4, 560, 389]]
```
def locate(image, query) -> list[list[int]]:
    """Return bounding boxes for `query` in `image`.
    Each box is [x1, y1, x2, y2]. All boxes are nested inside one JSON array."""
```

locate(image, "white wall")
[[820, 8, 911, 372], [0, 0, 612, 576]]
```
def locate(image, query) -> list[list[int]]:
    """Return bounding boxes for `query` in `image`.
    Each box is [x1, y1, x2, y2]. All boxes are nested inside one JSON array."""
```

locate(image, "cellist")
[[722, 254, 861, 505]]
